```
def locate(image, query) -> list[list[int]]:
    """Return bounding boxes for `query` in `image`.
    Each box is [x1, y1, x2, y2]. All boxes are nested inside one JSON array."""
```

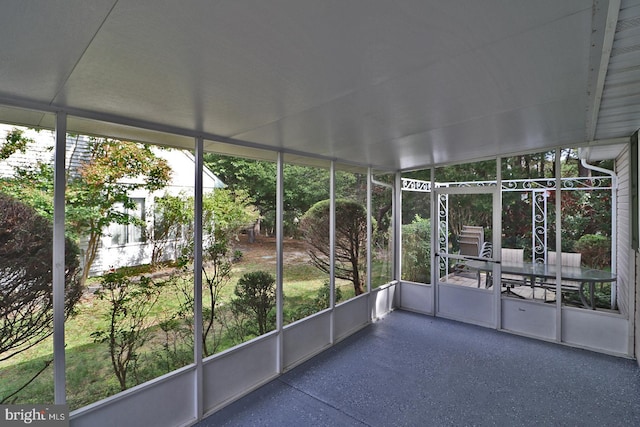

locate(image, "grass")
[[0, 247, 392, 409]]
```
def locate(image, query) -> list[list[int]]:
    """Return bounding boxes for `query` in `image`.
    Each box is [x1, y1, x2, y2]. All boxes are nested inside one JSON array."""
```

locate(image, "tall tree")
[[66, 138, 172, 285], [435, 160, 495, 238], [204, 154, 276, 231], [204, 153, 361, 236], [300, 199, 369, 296]]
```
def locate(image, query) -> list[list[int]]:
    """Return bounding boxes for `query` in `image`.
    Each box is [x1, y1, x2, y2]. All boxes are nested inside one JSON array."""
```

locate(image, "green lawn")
[[0, 252, 391, 409]]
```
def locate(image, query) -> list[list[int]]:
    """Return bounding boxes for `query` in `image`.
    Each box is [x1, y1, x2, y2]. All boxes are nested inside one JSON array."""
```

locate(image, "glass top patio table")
[[466, 260, 616, 310]]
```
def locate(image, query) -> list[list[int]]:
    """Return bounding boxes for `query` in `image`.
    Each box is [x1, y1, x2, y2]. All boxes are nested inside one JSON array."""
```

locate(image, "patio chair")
[[547, 251, 582, 268], [530, 251, 583, 304], [453, 225, 484, 276], [477, 242, 493, 288], [544, 251, 582, 293], [462, 225, 484, 235], [501, 248, 526, 297], [453, 231, 484, 274], [458, 225, 484, 256], [459, 238, 481, 257], [460, 226, 484, 250]]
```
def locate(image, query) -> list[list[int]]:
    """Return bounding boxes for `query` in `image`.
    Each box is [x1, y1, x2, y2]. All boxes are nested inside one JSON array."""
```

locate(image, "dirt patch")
[[83, 234, 313, 298], [232, 233, 313, 264]]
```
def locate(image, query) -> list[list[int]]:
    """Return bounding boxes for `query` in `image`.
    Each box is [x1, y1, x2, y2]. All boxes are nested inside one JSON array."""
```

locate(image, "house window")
[[110, 198, 146, 245]]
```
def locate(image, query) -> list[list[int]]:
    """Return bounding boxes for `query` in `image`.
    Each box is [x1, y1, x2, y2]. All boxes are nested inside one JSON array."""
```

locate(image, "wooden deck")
[[441, 270, 557, 302]]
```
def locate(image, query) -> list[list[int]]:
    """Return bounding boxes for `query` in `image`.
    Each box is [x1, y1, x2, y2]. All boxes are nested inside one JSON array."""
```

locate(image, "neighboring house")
[[0, 125, 224, 276]]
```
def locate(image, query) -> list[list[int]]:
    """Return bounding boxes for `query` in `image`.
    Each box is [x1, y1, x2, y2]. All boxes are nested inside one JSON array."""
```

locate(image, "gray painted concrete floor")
[[195, 310, 640, 427]]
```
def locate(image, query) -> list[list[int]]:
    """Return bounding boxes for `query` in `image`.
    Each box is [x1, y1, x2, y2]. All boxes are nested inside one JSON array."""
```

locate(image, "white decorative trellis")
[[438, 192, 449, 275], [401, 176, 614, 266]]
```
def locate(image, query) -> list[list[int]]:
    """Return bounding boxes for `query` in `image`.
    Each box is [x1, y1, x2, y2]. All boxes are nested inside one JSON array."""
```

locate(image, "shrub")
[[91, 271, 165, 391], [401, 215, 431, 283], [292, 280, 343, 321], [231, 271, 276, 336], [573, 234, 610, 269], [0, 192, 82, 361]]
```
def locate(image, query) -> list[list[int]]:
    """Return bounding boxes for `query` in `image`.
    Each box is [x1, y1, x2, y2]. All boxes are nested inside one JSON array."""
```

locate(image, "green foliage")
[[436, 159, 497, 182], [574, 234, 611, 269], [0, 192, 82, 361], [204, 153, 360, 236], [201, 239, 233, 357], [151, 317, 194, 374], [90, 271, 165, 391], [292, 280, 342, 321], [69, 138, 172, 285], [204, 154, 277, 230], [231, 271, 276, 336], [557, 190, 611, 252], [300, 199, 369, 296], [202, 188, 258, 242], [151, 193, 193, 265], [1, 162, 55, 222], [501, 151, 555, 179], [1, 133, 174, 286], [0, 128, 33, 160], [435, 161, 495, 237], [0, 192, 81, 403], [153, 187, 258, 356], [401, 216, 431, 283]]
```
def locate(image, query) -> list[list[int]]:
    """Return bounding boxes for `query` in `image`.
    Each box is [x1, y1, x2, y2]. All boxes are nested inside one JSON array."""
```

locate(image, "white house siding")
[[616, 145, 631, 318], [89, 148, 224, 276]]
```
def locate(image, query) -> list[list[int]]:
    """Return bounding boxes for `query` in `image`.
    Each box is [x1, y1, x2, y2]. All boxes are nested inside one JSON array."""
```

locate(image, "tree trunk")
[[80, 231, 100, 287]]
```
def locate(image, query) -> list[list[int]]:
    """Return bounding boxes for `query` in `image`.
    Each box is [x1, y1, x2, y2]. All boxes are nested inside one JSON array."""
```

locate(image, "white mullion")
[[276, 152, 284, 370], [366, 167, 372, 294], [330, 161, 336, 344], [53, 112, 67, 404], [555, 150, 562, 341], [193, 137, 204, 420]]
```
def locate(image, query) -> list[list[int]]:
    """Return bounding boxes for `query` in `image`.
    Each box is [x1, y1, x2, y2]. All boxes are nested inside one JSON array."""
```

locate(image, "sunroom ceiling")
[[0, 1, 638, 171]]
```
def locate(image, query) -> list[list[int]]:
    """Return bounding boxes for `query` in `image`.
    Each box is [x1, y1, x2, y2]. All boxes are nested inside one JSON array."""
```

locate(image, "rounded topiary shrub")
[[0, 192, 82, 359]]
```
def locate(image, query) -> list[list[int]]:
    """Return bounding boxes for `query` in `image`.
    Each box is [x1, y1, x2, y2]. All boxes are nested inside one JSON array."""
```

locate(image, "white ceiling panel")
[[0, 0, 637, 170], [0, 1, 117, 102]]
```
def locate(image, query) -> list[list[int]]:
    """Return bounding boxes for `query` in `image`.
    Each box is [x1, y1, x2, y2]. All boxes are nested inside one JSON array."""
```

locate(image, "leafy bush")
[[292, 280, 343, 321], [91, 271, 165, 391], [401, 215, 431, 283], [573, 234, 610, 269], [0, 192, 82, 361], [231, 271, 276, 336]]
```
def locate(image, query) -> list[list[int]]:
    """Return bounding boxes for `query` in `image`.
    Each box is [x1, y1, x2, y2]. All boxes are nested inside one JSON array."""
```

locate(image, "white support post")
[[366, 167, 372, 294], [330, 161, 336, 343], [555, 150, 562, 342], [611, 173, 617, 309], [276, 152, 284, 369], [393, 172, 402, 311], [193, 137, 204, 420], [430, 167, 437, 315], [394, 172, 401, 284], [495, 158, 502, 330], [53, 112, 67, 405]]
